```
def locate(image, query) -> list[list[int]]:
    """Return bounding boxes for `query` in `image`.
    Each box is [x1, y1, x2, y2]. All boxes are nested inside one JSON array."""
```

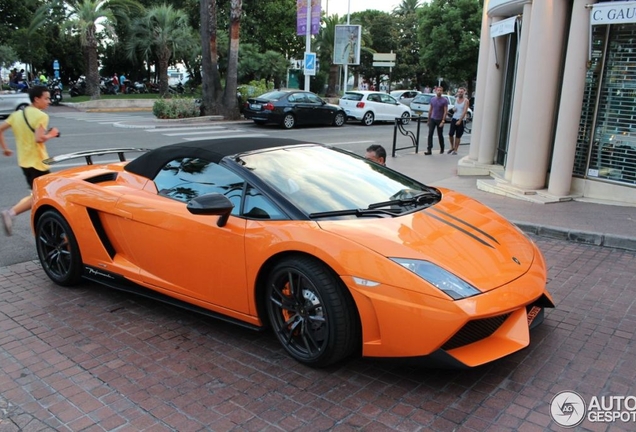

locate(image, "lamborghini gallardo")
[[31, 138, 554, 368]]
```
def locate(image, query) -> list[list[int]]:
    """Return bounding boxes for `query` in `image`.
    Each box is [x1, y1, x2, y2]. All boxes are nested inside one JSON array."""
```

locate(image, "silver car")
[[389, 90, 422, 106], [0, 92, 30, 118], [410, 93, 473, 121]]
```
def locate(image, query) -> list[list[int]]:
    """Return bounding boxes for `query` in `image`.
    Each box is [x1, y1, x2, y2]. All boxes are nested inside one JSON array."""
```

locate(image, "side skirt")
[[83, 265, 264, 332]]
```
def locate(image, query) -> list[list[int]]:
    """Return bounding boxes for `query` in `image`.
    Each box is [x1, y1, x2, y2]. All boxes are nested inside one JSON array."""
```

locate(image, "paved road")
[[0, 237, 634, 431]]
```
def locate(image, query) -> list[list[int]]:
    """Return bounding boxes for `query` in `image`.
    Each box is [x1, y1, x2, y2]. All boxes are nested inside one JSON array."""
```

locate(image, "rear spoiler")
[[43, 148, 151, 165]]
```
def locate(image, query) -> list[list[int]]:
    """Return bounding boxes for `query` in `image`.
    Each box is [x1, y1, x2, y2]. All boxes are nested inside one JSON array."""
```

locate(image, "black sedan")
[[243, 90, 346, 129]]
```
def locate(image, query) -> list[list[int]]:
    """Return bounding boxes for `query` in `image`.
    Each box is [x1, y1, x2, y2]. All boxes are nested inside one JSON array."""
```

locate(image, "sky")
[[322, 0, 402, 18]]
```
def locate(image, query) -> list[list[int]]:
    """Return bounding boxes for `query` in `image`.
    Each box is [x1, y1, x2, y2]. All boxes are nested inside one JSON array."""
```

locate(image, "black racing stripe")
[[430, 207, 500, 245], [425, 212, 494, 248]]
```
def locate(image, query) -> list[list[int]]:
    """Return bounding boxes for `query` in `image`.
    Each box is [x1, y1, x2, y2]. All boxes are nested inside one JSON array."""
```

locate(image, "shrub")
[[237, 79, 273, 107], [152, 97, 201, 119]]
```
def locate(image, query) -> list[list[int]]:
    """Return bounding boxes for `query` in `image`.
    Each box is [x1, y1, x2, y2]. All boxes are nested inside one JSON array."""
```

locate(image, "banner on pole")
[[297, 0, 321, 35]]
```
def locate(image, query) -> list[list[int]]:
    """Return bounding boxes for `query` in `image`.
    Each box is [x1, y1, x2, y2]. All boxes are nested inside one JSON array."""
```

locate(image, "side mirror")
[[187, 193, 234, 227]]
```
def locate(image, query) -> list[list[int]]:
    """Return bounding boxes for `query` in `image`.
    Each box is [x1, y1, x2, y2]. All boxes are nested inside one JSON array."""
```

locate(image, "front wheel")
[[333, 112, 346, 127], [266, 256, 359, 367], [362, 111, 374, 126], [35, 210, 83, 286], [400, 111, 411, 125], [282, 113, 295, 129]]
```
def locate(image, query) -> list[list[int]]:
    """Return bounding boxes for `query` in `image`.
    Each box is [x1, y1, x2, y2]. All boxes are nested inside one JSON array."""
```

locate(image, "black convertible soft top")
[[124, 137, 311, 179]]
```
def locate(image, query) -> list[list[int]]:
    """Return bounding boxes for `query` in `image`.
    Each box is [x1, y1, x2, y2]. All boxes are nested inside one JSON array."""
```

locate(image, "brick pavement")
[[1, 237, 635, 431]]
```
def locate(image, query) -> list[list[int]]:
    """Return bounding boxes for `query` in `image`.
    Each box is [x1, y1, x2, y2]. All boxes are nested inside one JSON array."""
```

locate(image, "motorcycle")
[[69, 76, 86, 97], [48, 79, 63, 105]]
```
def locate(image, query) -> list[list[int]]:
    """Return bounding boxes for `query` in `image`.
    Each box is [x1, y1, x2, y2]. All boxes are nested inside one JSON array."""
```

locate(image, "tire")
[[35, 210, 83, 287], [266, 256, 359, 367], [282, 113, 295, 129], [362, 111, 374, 126], [333, 112, 346, 127], [400, 111, 411, 125], [16, 104, 28, 111]]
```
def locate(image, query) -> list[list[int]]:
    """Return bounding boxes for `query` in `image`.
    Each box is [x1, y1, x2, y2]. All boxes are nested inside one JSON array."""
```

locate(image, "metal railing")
[[391, 116, 424, 157]]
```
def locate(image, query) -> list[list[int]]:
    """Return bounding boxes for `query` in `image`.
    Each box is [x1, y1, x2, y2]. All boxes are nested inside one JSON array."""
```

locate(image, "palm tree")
[[223, 0, 242, 118], [127, 4, 194, 97], [393, 0, 421, 16], [314, 15, 342, 97], [32, 0, 141, 99]]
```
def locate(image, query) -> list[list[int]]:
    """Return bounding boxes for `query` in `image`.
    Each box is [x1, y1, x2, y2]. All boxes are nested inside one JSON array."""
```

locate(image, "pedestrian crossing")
[[49, 112, 268, 141]]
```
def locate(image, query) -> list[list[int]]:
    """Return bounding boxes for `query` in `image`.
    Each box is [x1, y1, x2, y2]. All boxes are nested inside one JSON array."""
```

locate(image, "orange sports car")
[[31, 138, 554, 368]]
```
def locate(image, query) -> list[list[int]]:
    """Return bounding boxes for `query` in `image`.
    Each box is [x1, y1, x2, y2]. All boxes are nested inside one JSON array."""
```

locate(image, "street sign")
[[373, 53, 396, 68], [304, 52, 316, 76]]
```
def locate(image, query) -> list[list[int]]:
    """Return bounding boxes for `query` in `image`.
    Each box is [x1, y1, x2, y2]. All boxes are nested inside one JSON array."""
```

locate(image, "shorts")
[[448, 119, 465, 138], [21, 167, 50, 189]]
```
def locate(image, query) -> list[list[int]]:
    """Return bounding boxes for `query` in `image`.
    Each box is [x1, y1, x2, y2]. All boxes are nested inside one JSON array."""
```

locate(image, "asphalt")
[[110, 115, 636, 252]]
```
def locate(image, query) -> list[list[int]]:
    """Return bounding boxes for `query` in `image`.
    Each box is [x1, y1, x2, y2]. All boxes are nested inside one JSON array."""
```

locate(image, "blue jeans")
[[427, 118, 445, 152]]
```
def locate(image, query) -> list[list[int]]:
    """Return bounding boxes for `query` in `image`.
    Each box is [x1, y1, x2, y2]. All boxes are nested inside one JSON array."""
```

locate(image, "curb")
[[513, 222, 636, 252]]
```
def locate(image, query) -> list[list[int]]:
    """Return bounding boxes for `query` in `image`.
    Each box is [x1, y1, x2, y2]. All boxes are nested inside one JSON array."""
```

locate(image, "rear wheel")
[[400, 111, 411, 125], [333, 112, 345, 127], [362, 111, 374, 126], [266, 256, 359, 367], [35, 210, 83, 286], [282, 114, 295, 129]]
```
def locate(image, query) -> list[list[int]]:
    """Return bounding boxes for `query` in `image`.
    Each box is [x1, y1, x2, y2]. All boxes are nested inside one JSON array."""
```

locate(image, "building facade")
[[462, 0, 636, 205]]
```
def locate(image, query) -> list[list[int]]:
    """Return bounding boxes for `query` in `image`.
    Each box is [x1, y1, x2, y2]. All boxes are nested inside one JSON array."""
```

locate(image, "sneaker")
[[452, 151, 458, 155], [424, 151, 432, 155], [447, 150, 453, 154], [1, 210, 12, 236], [439, 149, 445, 154]]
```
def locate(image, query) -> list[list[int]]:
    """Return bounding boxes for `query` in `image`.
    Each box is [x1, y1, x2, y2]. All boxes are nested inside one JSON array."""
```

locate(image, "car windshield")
[[341, 92, 363, 101], [412, 95, 433, 104], [239, 145, 434, 216], [257, 91, 287, 101]]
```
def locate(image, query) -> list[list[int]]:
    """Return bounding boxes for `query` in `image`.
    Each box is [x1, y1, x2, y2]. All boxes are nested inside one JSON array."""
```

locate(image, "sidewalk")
[[113, 115, 636, 252]]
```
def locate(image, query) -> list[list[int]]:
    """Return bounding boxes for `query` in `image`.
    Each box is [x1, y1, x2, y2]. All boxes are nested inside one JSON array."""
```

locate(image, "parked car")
[[0, 92, 30, 118], [32, 137, 554, 368], [410, 93, 473, 122], [242, 89, 346, 129], [390, 90, 422, 106], [339, 91, 412, 126]]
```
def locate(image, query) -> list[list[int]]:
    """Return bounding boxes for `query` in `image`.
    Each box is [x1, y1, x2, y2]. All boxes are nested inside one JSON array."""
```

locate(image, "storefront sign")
[[490, 16, 517, 38], [591, 1, 636, 25]]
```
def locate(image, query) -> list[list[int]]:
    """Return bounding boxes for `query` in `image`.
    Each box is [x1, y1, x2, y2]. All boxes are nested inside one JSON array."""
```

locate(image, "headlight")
[[390, 258, 481, 300]]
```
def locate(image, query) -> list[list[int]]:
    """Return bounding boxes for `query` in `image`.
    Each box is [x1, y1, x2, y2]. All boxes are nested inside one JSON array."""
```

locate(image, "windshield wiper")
[[309, 208, 398, 219], [367, 190, 440, 210]]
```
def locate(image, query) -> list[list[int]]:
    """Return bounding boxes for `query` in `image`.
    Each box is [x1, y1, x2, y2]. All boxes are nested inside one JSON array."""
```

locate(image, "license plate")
[[250, 103, 261, 110], [414, 111, 423, 115]]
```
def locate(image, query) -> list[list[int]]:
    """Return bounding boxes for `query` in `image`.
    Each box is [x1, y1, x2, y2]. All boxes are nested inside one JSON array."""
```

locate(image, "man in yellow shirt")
[[0, 86, 60, 235]]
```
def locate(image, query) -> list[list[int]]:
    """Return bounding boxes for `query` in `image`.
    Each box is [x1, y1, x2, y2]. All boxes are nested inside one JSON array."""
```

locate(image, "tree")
[[352, 10, 395, 90], [0, 45, 18, 69], [127, 3, 194, 96], [392, 0, 422, 88], [32, 0, 143, 99], [314, 15, 344, 97], [417, 0, 482, 94], [241, 0, 303, 59], [393, 0, 421, 16], [199, 0, 243, 119]]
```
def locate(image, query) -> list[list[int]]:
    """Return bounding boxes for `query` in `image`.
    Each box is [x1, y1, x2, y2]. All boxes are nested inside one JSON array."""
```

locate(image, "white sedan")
[[0, 92, 30, 118], [339, 91, 412, 126]]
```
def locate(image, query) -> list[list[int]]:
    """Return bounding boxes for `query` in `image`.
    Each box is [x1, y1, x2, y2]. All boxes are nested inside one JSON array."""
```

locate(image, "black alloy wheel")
[[266, 257, 359, 367], [35, 210, 83, 286]]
